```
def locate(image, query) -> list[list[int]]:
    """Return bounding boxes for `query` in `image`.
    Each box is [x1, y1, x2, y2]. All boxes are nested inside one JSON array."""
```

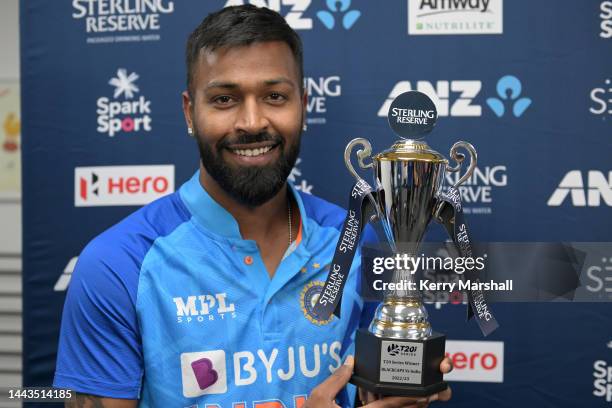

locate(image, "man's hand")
[[304, 356, 453, 408]]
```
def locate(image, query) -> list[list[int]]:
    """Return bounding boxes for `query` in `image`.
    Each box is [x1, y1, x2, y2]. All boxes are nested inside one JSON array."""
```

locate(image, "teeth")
[[233, 146, 272, 157]]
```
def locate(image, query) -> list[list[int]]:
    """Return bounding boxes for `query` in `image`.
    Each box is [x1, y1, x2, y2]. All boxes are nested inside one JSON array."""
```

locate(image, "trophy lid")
[[373, 139, 448, 163]]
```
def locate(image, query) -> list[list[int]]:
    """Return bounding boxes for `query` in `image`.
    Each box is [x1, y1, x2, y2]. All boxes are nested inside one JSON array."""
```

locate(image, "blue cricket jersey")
[[54, 171, 371, 407]]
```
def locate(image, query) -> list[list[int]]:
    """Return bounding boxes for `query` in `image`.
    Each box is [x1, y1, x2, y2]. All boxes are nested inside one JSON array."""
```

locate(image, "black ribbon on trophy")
[[313, 90, 500, 396]]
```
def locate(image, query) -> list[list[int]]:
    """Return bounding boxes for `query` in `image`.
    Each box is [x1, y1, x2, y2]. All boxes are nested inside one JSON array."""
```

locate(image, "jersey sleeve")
[[53, 235, 143, 399]]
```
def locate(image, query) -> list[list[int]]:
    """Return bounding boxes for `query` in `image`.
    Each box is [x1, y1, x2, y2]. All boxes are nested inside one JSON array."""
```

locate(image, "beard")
[[195, 127, 301, 208]]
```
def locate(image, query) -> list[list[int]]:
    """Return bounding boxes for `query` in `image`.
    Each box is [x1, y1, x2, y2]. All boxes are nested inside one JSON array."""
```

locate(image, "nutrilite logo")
[[547, 170, 612, 207], [408, 0, 503, 35], [97, 68, 152, 137]]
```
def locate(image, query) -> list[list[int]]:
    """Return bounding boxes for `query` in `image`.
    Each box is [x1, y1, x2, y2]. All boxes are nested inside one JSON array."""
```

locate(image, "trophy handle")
[[344, 138, 374, 182], [446, 141, 477, 187]]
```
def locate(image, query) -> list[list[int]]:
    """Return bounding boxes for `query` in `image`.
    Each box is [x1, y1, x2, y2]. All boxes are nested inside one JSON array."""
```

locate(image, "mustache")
[[218, 132, 283, 149]]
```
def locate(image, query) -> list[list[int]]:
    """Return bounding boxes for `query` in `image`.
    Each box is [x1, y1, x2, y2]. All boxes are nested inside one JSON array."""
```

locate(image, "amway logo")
[[444, 340, 504, 383], [97, 68, 152, 137], [408, 0, 503, 35], [75, 165, 174, 207], [547, 171, 612, 207]]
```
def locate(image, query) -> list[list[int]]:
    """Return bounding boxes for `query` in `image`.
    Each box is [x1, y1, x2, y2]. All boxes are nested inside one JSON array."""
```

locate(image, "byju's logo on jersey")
[[408, 0, 503, 35], [223, 0, 361, 30], [97, 69, 152, 137], [378, 75, 531, 118], [547, 170, 612, 207], [173, 293, 237, 324], [72, 0, 175, 44], [75, 165, 174, 207], [181, 350, 227, 397]]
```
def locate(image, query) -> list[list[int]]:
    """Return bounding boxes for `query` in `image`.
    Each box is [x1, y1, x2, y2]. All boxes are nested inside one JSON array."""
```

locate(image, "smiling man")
[[54, 5, 451, 407]]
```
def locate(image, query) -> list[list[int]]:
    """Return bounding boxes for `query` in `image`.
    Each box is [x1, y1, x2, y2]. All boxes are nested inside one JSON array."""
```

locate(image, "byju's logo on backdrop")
[[444, 164, 508, 215], [72, 0, 175, 44], [75, 165, 174, 207], [97, 69, 152, 137], [223, 0, 360, 30], [443, 340, 504, 383], [304, 76, 341, 125], [486, 75, 532, 118], [408, 0, 503, 35], [601, 1, 612, 38], [590, 78, 611, 118], [378, 75, 531, 118], [547, 170, 612, 207]]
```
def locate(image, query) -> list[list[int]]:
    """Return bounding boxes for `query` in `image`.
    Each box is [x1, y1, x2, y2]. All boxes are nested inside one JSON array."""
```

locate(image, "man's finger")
[[440, 357, 453, 374], [314, 355, 354, 399], [438, 385, 452, 402], [365, 396, 426, 408]]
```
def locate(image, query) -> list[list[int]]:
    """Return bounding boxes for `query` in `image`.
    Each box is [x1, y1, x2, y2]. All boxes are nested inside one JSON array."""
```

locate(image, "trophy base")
[[351, 328, 447, 397]]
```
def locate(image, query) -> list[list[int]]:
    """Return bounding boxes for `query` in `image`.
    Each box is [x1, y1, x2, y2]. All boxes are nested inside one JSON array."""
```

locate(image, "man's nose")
[[234, 96, 270, 134]]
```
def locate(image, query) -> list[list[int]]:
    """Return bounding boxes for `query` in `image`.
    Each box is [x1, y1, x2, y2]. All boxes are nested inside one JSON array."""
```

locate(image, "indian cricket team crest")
[[300, 281, 333, 325]]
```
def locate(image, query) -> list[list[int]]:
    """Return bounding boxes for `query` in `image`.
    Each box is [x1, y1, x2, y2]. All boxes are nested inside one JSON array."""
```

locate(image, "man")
[[54, 5, 451, 407]]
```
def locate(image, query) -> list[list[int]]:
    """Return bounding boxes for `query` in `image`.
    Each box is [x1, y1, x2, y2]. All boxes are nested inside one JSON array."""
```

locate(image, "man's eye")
[[212, 95, 234, 105], [266, 93, 286, 103]]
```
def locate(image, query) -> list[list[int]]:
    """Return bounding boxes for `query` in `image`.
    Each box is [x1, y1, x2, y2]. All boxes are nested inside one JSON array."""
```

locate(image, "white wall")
[[0, 1, 22, 407]]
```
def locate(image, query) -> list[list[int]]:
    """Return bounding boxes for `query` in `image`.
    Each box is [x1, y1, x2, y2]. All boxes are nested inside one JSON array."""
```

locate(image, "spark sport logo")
[[180, 341, 343, 398], [97, 68, 152, 137], [72, 0, 175, 44], [408, 0, 503, 35]]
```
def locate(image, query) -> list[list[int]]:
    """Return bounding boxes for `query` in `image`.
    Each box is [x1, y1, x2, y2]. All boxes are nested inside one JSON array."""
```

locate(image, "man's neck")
[[198, 165, 288, 240]]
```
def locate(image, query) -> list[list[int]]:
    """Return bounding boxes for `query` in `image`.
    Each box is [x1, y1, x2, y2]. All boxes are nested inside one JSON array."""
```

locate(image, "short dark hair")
[[186, 5, 304, 97]]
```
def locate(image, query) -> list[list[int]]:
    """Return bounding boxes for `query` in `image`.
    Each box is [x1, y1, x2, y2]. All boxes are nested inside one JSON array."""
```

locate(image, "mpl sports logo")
[[304, 76, 341, 125], [97, 68, 152, 137], [72, 0, 175, 44], [444, 340, 504, 383], [75, 165, 174, 207], [378, 75, 531, 118], [547, 170, 612, 207], [444, 164, 508, 215], [173, 293, 237, 324], [408, 0, 503, 35], [180, 341, 342, 399], [223, 0, 361, 31]]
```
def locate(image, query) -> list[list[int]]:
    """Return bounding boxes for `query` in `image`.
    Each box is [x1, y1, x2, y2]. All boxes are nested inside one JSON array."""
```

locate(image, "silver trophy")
[[346, 91, 477, 396]]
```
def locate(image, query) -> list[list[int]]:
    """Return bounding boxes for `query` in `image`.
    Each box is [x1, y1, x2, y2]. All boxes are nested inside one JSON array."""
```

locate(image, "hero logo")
[[173, 293, 237, 323], [224, 0, 313, 29], [601, 1, 612, 38], [547, 170, 612, 207], [444, 340, 504, 383], [72, 0, 174, 44], [181, 341, 342, 400], [304, 76, 341, 125], [75, 165, 174, 207], [590, 78, 612, 117], [444, 165, 508, 215], [378, 81, 482, 117], [97, 68, 152, 137], [593, 360, 612, 402]]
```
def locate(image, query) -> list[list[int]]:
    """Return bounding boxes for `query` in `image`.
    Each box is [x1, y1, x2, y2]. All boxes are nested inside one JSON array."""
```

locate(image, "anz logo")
[[224, 0, 361, 30]]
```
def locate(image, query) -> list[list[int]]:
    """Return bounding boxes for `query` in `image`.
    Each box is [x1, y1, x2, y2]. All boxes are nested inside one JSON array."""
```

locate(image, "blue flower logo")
[[317, 0, 361, 30], [486, 75, 532, 118]]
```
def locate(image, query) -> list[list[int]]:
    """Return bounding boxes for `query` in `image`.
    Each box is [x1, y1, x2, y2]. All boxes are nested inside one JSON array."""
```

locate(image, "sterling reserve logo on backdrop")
[[304, 75, 341, 125], [378, 75, 531, 118], [97, 68, 153, 137], [547, 170, 612, 207], [223, 0, 361, 31], [407, 0, 503, 35], [72, 0, 175, 44], [444, 164, 508, 215], [74, 165, 174, 207]]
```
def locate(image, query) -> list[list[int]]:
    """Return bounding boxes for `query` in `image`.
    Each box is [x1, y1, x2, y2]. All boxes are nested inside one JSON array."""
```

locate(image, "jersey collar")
[[179, 170, 310, 242]]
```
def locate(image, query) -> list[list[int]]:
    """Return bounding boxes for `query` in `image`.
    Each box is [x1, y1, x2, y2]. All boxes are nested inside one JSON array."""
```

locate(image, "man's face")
[[183, 41, 305, 207]]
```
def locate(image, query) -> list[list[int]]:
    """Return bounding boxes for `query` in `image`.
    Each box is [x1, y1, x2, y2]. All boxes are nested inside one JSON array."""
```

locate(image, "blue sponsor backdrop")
[[21, 0, 612, 406]]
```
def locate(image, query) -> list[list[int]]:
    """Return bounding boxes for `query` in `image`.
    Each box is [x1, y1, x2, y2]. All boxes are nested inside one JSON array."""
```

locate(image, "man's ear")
[[182, 90, 193, 129]]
